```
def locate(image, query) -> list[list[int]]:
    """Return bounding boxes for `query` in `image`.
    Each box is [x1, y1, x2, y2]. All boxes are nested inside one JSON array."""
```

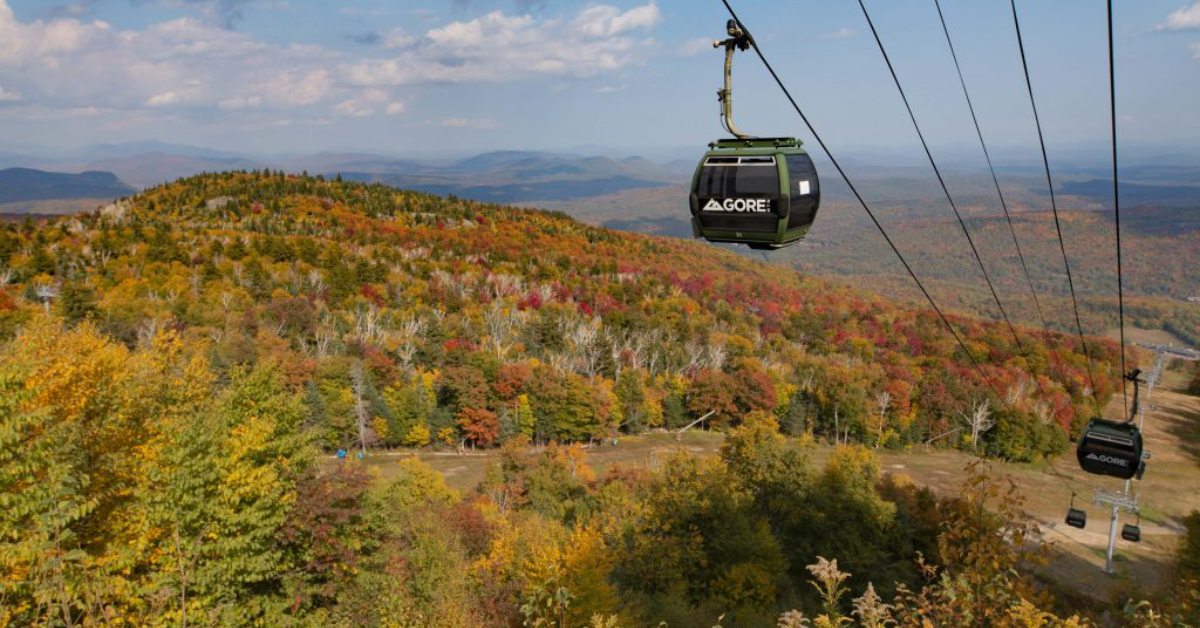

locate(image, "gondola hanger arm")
[[714, 19, 755, 140]]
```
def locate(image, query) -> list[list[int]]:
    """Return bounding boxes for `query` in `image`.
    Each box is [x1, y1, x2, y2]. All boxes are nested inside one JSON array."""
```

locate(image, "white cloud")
[[334, 88, 388, 117], [343, 3, 660, 86], [262, 69, 333, 107], [16, 103, 108, 119], [218, 94, 261, 110], [594, 84, 625, 93], [0, 0, 658, 122], [679, 36, 713, 56], [381, 27, 415, 49], [1192, 42, 1200, 58], [430, 117, 497, 129], [1159, 2, 1200, 30], [0, 3, 359, 118], [147, 91, 181, 106], [822, 27, 855, 39], [572, 2, 659, 37]]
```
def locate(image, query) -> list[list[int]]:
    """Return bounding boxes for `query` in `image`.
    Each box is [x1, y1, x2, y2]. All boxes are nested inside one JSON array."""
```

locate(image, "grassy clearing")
[[1101, 326, 1189, 347], [346, 356, 1200, 602], [358, 430, 727, 493]]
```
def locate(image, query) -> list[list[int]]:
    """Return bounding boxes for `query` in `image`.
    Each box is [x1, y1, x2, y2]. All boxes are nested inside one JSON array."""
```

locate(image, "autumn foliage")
[[0, 317, 1180, 625], [0, 171, 1122, 461], [0, 171, 1154, 623]]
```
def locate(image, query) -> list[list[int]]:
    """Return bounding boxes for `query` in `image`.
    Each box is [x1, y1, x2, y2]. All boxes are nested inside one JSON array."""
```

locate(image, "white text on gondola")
[[703, 198, 770, 212]]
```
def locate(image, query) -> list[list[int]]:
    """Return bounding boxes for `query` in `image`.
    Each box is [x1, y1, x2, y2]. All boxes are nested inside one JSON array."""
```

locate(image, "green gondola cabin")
[[1076, 417, 1144, 480], [689, 137, 820, 250]]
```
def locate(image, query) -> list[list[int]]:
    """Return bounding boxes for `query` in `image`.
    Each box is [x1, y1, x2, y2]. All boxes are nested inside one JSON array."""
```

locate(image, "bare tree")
[[136, 318, 161, 348], [960, 399, 995, 451], [1032, 401, 1053, 426], [1005, 378, 1029, 406], [486, 273, 524, 300], [566, 318, 603, 378], [312, 312, 338, 358], [873, 390, 892, 448], [353, 306, 388, 347], [393, 315, 426, 371], [706, 343, 728, 371], [306, 269, 326, 296], [799, 368, 816, 391], [399, 246, 428, 261], [684, 340, 707, 372], [350, 362, 372, 456], [431, 270, 472, 300], [484, 304, 524, 359], [536, 284, 554, 305], [547, 351, 573, 375]]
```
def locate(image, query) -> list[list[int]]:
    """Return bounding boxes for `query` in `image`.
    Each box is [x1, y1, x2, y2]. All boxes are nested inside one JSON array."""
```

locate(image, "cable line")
[[717, 0, 1010, 408], [857, 0, 1026, 358], [931, 0, 1067, 401], [932, 0, 1050, 340], [1107, 0, 1129, 415], [1009, 0, 1102, 410]]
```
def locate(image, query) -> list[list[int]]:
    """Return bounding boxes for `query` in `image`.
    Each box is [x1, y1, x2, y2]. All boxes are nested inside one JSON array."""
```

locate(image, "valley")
[[543, 172, 1200, 346], [3, 170, 1197, 624]]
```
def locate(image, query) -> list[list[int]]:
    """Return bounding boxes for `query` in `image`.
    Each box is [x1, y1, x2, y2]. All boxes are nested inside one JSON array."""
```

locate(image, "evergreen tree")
[[57, 281, 98, 325]]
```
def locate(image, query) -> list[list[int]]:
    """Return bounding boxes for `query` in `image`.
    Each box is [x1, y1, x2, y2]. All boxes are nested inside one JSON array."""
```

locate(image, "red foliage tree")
[[277, 464, 370, 612], [687, 369, 740, 428], [440, 365, 490, 412], [729, 359, 777, 415], [494, 362, 533, 401], [458, 407, 500, 447]]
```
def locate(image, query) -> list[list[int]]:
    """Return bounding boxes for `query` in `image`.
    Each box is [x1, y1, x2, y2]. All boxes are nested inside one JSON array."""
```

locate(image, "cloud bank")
[[1159, 2, 1200, 31], [0, 1, 660, 122]]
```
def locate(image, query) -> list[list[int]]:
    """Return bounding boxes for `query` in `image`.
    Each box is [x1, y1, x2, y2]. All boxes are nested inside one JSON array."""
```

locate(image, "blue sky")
[[0, 0, 1197, 158]]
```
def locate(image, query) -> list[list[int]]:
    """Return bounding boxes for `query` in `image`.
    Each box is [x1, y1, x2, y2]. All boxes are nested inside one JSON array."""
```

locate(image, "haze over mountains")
[[4, 139, 1198, 196], [0, 143, 698, 210]]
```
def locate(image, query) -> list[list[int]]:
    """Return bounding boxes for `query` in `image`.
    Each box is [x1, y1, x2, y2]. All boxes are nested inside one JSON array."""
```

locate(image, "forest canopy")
[[0, 171, 1122, 459], [2, 173, 1195, 625]]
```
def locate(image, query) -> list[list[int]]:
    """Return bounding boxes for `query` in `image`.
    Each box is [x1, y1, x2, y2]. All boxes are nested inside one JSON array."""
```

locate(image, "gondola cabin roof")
[[708, 137, 804, 151]]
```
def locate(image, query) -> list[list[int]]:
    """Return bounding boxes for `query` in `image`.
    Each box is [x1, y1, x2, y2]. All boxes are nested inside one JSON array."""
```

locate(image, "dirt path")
[[1029, 366, 1200, 600]]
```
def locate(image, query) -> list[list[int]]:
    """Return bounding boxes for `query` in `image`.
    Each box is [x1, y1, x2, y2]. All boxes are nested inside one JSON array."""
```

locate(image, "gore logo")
[[703, 198, 771, 213], [1086, 453, 1129, 466]]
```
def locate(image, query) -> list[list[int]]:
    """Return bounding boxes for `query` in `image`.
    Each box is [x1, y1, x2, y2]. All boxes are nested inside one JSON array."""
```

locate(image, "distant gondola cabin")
[[1076, 418, 1144, 480]]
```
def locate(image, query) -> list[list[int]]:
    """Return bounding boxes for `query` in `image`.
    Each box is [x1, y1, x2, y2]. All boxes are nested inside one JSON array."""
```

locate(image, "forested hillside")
[[0, 171, 1120, 459], [0, 168, 134, 205], [544, 180, 1200, 346], [5, 172, 1199, 625]]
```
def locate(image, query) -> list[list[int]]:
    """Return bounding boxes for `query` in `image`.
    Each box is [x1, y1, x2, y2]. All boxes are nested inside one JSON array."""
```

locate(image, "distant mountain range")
[[4, 140, 1198, 216], [0, 168, 134, 206], [1061, 178, 1200, 207], [80, 153, 260, 189], [0, 147, 690, 205], [335, 150, 687, 203]]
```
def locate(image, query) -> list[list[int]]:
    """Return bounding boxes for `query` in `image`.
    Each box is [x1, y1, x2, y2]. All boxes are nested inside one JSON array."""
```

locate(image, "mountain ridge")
[[0, 167, 135, 205]]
